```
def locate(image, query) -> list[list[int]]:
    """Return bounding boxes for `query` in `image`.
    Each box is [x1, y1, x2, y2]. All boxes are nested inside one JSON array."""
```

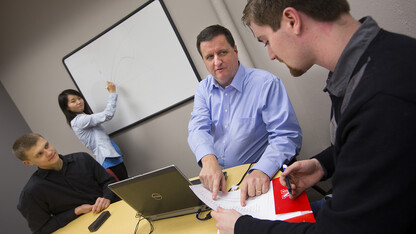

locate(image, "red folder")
[[272, 177, 315, 222], [284, 212, 316, 223]]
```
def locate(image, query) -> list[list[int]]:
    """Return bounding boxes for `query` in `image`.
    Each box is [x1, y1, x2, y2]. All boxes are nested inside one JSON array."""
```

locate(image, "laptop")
[[108, 165, 209, 220]]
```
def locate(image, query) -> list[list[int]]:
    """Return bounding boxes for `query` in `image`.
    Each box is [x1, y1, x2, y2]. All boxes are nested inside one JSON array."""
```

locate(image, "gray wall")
[[0, 82, 33, 233], [1, 0, 415, 233]]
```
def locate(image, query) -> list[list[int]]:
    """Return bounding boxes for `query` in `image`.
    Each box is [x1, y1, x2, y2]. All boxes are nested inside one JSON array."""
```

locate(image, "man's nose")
[[45, 148, 53, 155], [214, 55, 222, 66], [267, 46, 277, 60]]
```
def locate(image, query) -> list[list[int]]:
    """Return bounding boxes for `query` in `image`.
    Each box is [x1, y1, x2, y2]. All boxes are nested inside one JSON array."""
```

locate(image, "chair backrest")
[[106, 168, 120, 181]]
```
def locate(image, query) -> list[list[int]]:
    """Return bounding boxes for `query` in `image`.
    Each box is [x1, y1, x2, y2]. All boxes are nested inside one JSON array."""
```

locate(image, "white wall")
[[0, 1, 415, 232]]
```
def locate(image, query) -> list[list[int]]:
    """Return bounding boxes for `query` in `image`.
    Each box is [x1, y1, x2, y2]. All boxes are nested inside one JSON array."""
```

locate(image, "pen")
[[282, 164, 292, 195]]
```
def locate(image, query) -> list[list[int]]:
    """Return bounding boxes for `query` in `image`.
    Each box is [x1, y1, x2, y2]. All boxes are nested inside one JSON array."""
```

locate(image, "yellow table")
[[54, 164, 269, 234]]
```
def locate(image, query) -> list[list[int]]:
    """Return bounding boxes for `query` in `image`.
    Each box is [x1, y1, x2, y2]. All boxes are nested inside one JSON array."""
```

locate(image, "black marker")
[[282, 164, 292, 195]]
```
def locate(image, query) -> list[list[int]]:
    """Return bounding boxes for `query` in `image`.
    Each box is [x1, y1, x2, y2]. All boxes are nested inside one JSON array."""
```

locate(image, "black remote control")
[[88, 211, 111, 232]]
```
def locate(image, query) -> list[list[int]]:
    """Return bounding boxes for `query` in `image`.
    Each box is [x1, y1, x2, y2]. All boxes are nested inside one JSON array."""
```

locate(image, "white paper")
[[190, 181, 312, 221]]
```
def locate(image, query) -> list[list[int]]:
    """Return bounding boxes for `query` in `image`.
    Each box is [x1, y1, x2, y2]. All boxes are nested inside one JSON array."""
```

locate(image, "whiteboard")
[[63, 0, 200, 135]]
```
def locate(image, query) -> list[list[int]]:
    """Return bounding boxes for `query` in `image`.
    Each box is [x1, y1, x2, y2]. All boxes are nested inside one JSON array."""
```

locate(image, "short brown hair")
[[242, 0, 350, 31], [12, 133, 43, 161], [196, 25, 235, 57]]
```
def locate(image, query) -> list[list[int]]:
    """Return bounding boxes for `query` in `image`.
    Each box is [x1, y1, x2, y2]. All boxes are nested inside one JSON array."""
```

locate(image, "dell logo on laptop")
[[152, 193, 163, 200]]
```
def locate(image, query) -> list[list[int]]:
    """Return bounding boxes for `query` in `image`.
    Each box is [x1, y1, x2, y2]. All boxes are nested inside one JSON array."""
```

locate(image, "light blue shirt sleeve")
[[249, 77, 302, 177], [188, 64, 302, 178], [188, 79, 217, 165], [72, 93, 117, 129]]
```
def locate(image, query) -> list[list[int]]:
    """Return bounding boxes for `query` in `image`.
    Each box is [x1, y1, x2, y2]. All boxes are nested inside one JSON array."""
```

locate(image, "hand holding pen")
[[106, 81, 116, 93], [282, 164, 292, 195], [280, 159, 325, 199]]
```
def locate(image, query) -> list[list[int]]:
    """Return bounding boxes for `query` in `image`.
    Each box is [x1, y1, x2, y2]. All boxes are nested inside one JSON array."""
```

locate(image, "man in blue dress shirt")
[[188, 24, 302, 205]]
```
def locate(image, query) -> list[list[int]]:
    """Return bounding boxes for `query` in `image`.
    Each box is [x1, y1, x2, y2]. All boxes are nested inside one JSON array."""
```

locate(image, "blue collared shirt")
[[188, 63, 302, 178]]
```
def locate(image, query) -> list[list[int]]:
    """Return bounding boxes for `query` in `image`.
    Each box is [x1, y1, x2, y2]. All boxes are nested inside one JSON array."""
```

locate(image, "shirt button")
[[224, 125, 228, 129], [225, 93, 228, 96], [225, 109, 228, 113]]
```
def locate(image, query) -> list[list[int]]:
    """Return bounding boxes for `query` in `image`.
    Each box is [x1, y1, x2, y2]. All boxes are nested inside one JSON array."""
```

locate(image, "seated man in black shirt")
[[12, 133, 119, 234]]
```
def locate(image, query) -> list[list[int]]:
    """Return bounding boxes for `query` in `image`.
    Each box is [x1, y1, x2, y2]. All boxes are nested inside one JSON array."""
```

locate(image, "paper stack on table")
[[190, 179, 314, 221]]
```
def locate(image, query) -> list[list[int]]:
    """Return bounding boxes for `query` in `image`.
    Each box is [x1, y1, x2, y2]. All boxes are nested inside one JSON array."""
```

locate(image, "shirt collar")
[[210, 62, 245, 92], [229, 62, 245, 92], [324, 16, 380, 97], [36, 154, 72, 178]]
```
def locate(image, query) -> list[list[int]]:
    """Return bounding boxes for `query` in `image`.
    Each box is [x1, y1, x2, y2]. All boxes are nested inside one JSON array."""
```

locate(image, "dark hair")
[[196, 24, 236, 57], [58, 89, 92, 126], [12, 133, 43, 161], [242, 0, 350, 31]]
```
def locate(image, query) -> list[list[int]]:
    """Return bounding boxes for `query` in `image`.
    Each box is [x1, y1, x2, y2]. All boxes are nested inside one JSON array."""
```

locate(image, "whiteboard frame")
[[62, 0, 201, 136]]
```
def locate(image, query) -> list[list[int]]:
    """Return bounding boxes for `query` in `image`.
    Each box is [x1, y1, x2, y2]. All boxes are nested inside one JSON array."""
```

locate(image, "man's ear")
[[22, 160, 34, 166], [282, 7, 302, 35]]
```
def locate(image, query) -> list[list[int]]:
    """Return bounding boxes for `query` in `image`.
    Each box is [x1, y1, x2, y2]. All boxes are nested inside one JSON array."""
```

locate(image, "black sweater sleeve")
[[312, 145, 334, 180], [18, 191, 78, 234]]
